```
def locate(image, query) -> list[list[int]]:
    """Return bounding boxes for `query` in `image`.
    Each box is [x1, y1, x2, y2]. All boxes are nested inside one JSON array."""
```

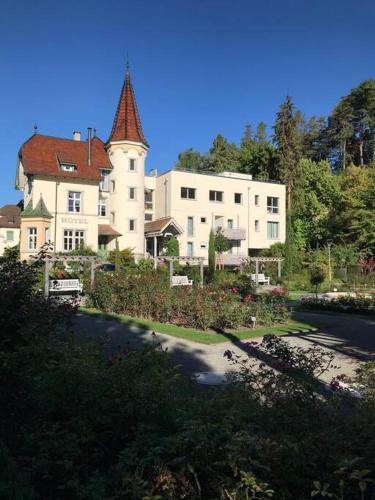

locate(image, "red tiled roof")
[[20, 134, 112, 181], [108, 69, 148, 146]]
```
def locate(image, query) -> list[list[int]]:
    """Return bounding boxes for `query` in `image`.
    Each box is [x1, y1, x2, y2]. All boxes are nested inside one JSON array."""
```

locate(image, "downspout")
[[247, 186, 250, 256], [54, 177, 59, 253]]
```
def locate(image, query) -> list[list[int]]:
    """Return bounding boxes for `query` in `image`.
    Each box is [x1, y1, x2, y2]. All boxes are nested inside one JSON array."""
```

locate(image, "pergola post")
[[199, 259, 204, 288], [90, 260, 95, 289], [277, 259, 282, 279], [255, 258, 259, 286], [153, 235, 157, 269], [169, 259, 174, 287], [44, 260, 50, 299]]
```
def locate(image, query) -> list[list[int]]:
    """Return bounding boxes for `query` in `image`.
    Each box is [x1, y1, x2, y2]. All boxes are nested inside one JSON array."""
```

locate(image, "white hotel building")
[[15, 68, 285, 263]]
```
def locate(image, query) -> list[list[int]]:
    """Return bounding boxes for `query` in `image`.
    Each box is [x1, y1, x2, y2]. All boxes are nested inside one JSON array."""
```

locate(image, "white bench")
[[49, 279, 83, 293], [250, 274, 270, 286], [171, 275, 193, 287]]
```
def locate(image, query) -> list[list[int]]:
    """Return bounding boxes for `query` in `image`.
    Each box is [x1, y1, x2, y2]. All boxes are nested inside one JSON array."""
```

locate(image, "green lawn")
[[79, 307, 327, 345]]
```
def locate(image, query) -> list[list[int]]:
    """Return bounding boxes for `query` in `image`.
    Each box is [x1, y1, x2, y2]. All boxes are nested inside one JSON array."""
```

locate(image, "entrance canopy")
[[98, 224, 121, 237], [144, 217, 183, 237]]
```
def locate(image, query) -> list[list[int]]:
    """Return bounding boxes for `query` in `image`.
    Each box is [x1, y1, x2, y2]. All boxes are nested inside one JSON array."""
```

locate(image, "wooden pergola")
[[34, 255, 98, 298], [157, 256, 205, 287], [239, 256, 284, 284]]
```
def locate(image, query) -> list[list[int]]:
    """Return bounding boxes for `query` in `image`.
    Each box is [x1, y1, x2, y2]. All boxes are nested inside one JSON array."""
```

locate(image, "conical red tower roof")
[[108, 68, 148, 146]]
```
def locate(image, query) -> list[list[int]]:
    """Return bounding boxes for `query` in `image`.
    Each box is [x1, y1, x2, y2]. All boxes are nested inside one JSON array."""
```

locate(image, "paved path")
[[73, 311, 375, 384]]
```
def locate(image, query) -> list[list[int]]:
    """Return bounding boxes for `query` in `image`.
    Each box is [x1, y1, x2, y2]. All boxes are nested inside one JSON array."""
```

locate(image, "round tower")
[[106, 66, 148, 257]]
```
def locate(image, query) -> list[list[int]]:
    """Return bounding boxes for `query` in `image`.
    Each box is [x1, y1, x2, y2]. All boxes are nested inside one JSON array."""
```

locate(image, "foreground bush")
[[89, 270, 290, 330], [1, 255, 375, 498]]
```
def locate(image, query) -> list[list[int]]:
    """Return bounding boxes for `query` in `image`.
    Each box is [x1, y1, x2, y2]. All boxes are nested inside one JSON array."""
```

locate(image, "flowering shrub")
[[90, 271, 290, 331], [301, 294, 375, 314], [269, 285, 288, 297]]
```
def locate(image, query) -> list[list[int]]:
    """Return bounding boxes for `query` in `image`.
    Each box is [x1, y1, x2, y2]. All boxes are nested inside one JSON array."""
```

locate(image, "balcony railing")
[[145, 202, 153, 210], [217, 227, 246, 240]]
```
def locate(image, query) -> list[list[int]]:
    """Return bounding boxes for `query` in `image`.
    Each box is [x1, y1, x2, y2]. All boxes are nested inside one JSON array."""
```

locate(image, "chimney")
[[87, 127, 92, 166], [73, 131, 81, 141]]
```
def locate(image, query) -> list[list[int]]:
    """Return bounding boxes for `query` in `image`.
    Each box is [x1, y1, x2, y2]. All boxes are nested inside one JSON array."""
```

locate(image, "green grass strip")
[[79, 307, 327, 345]]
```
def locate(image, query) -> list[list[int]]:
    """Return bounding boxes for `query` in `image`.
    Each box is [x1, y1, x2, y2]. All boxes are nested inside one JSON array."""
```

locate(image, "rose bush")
[[89, 270, 290, 331]]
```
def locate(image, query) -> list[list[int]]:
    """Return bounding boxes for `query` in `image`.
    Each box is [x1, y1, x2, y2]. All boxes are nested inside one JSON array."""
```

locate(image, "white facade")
[[145, 169, 286, 263], [107, 141, 148, 256], [0, 227, 20, 256]]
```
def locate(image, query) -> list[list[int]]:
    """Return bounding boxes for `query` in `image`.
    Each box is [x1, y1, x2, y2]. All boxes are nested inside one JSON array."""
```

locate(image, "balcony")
[[217, 227, 246, 240], [145, 201, 153, 210]]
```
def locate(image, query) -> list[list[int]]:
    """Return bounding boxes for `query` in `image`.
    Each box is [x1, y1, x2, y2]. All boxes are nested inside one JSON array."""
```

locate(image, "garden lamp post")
[[327, 240, 333, 288]]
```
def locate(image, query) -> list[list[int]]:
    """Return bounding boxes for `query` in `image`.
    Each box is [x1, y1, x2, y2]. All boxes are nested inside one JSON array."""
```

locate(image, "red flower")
[[243, 294, 252, 303]]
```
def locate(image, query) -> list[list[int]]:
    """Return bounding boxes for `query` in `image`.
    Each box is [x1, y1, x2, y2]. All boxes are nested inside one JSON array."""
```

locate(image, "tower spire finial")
[[126, 53, 130, 75]]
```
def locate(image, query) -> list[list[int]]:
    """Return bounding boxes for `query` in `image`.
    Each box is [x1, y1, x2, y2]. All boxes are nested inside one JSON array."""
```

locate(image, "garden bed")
[[80, 307, 322, 344], [301, 295, 375, 315]]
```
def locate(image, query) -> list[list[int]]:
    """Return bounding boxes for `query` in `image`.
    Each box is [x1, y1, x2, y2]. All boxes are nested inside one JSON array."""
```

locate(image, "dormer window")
[[61, 163, 77, 172]]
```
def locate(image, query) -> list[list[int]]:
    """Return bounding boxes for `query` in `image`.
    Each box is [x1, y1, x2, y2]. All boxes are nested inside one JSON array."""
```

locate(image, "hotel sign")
[[61, 217, 88, 225]]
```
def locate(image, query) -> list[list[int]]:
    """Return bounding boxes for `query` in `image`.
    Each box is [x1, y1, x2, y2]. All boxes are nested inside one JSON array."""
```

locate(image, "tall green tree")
[[208, 229, 216, 279], [293, 159, 340, 249], [273, 96, 302, 209], [175, 148, 206, 171], [209, 134, 241, 172], [327, 80, 375, 168]]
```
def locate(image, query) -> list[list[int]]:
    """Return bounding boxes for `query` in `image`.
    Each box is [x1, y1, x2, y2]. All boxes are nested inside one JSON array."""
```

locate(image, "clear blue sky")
[[1, 0, 375, 204]]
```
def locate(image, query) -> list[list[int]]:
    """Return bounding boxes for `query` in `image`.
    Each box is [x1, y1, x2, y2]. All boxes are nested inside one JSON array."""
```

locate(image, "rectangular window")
[[129, 158, 136, 171], [187, 216, 194, 237], [45, 227, 50, 242], [145, 213, 153, 221], [234, 192, 242, 204], [200, 217, 207, 224], [61, 163, 76, 172], [267, 197, 279, 214], [255, 195, 259, 206], [181, 187, 196, 200], [100, 170, 110, 191], [145, 190, 153, 210], [129, 219, 136, 232], [6, 230, 14, 241], [187, 241, 193, 257], [27, 227, 37, 250], [110, 212, 115, 224], [68, 191, 81, 213], [227, 219, 234, 229], [255, 220, 259, 232], [63, 229, 84, 251], [129, 187, 136, 200], [98, 198, 107, 217], [267, 221, 279, 240], [111, 180, 116, 192], [209, 190, 223, 202]]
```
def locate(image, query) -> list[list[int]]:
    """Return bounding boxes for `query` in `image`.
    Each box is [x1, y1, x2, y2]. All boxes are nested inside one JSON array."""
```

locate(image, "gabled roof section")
[[144, 217, 183, 236], [21, 196, 52, 219], [0, 204, 21, 228], [108, 67, 148, 146], [20, 134, 111, 181]]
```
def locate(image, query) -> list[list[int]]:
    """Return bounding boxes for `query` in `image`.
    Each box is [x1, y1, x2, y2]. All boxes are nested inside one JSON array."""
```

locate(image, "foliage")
[[90, 270, 289, 330], [108, 247, 135, 270], [59, 245, 97, 256], [301, 294, 375, 314], [310, 265, 326, 298], [0, 244, 20, 261], [327, 79, 375, 168], [2, 258, 375, 499], [273, 95, 302, 208], [208, 229, 216, 280], [214, 227, 229, 254], [137, 257, 154, 271], [166, 235, 180, 256]]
